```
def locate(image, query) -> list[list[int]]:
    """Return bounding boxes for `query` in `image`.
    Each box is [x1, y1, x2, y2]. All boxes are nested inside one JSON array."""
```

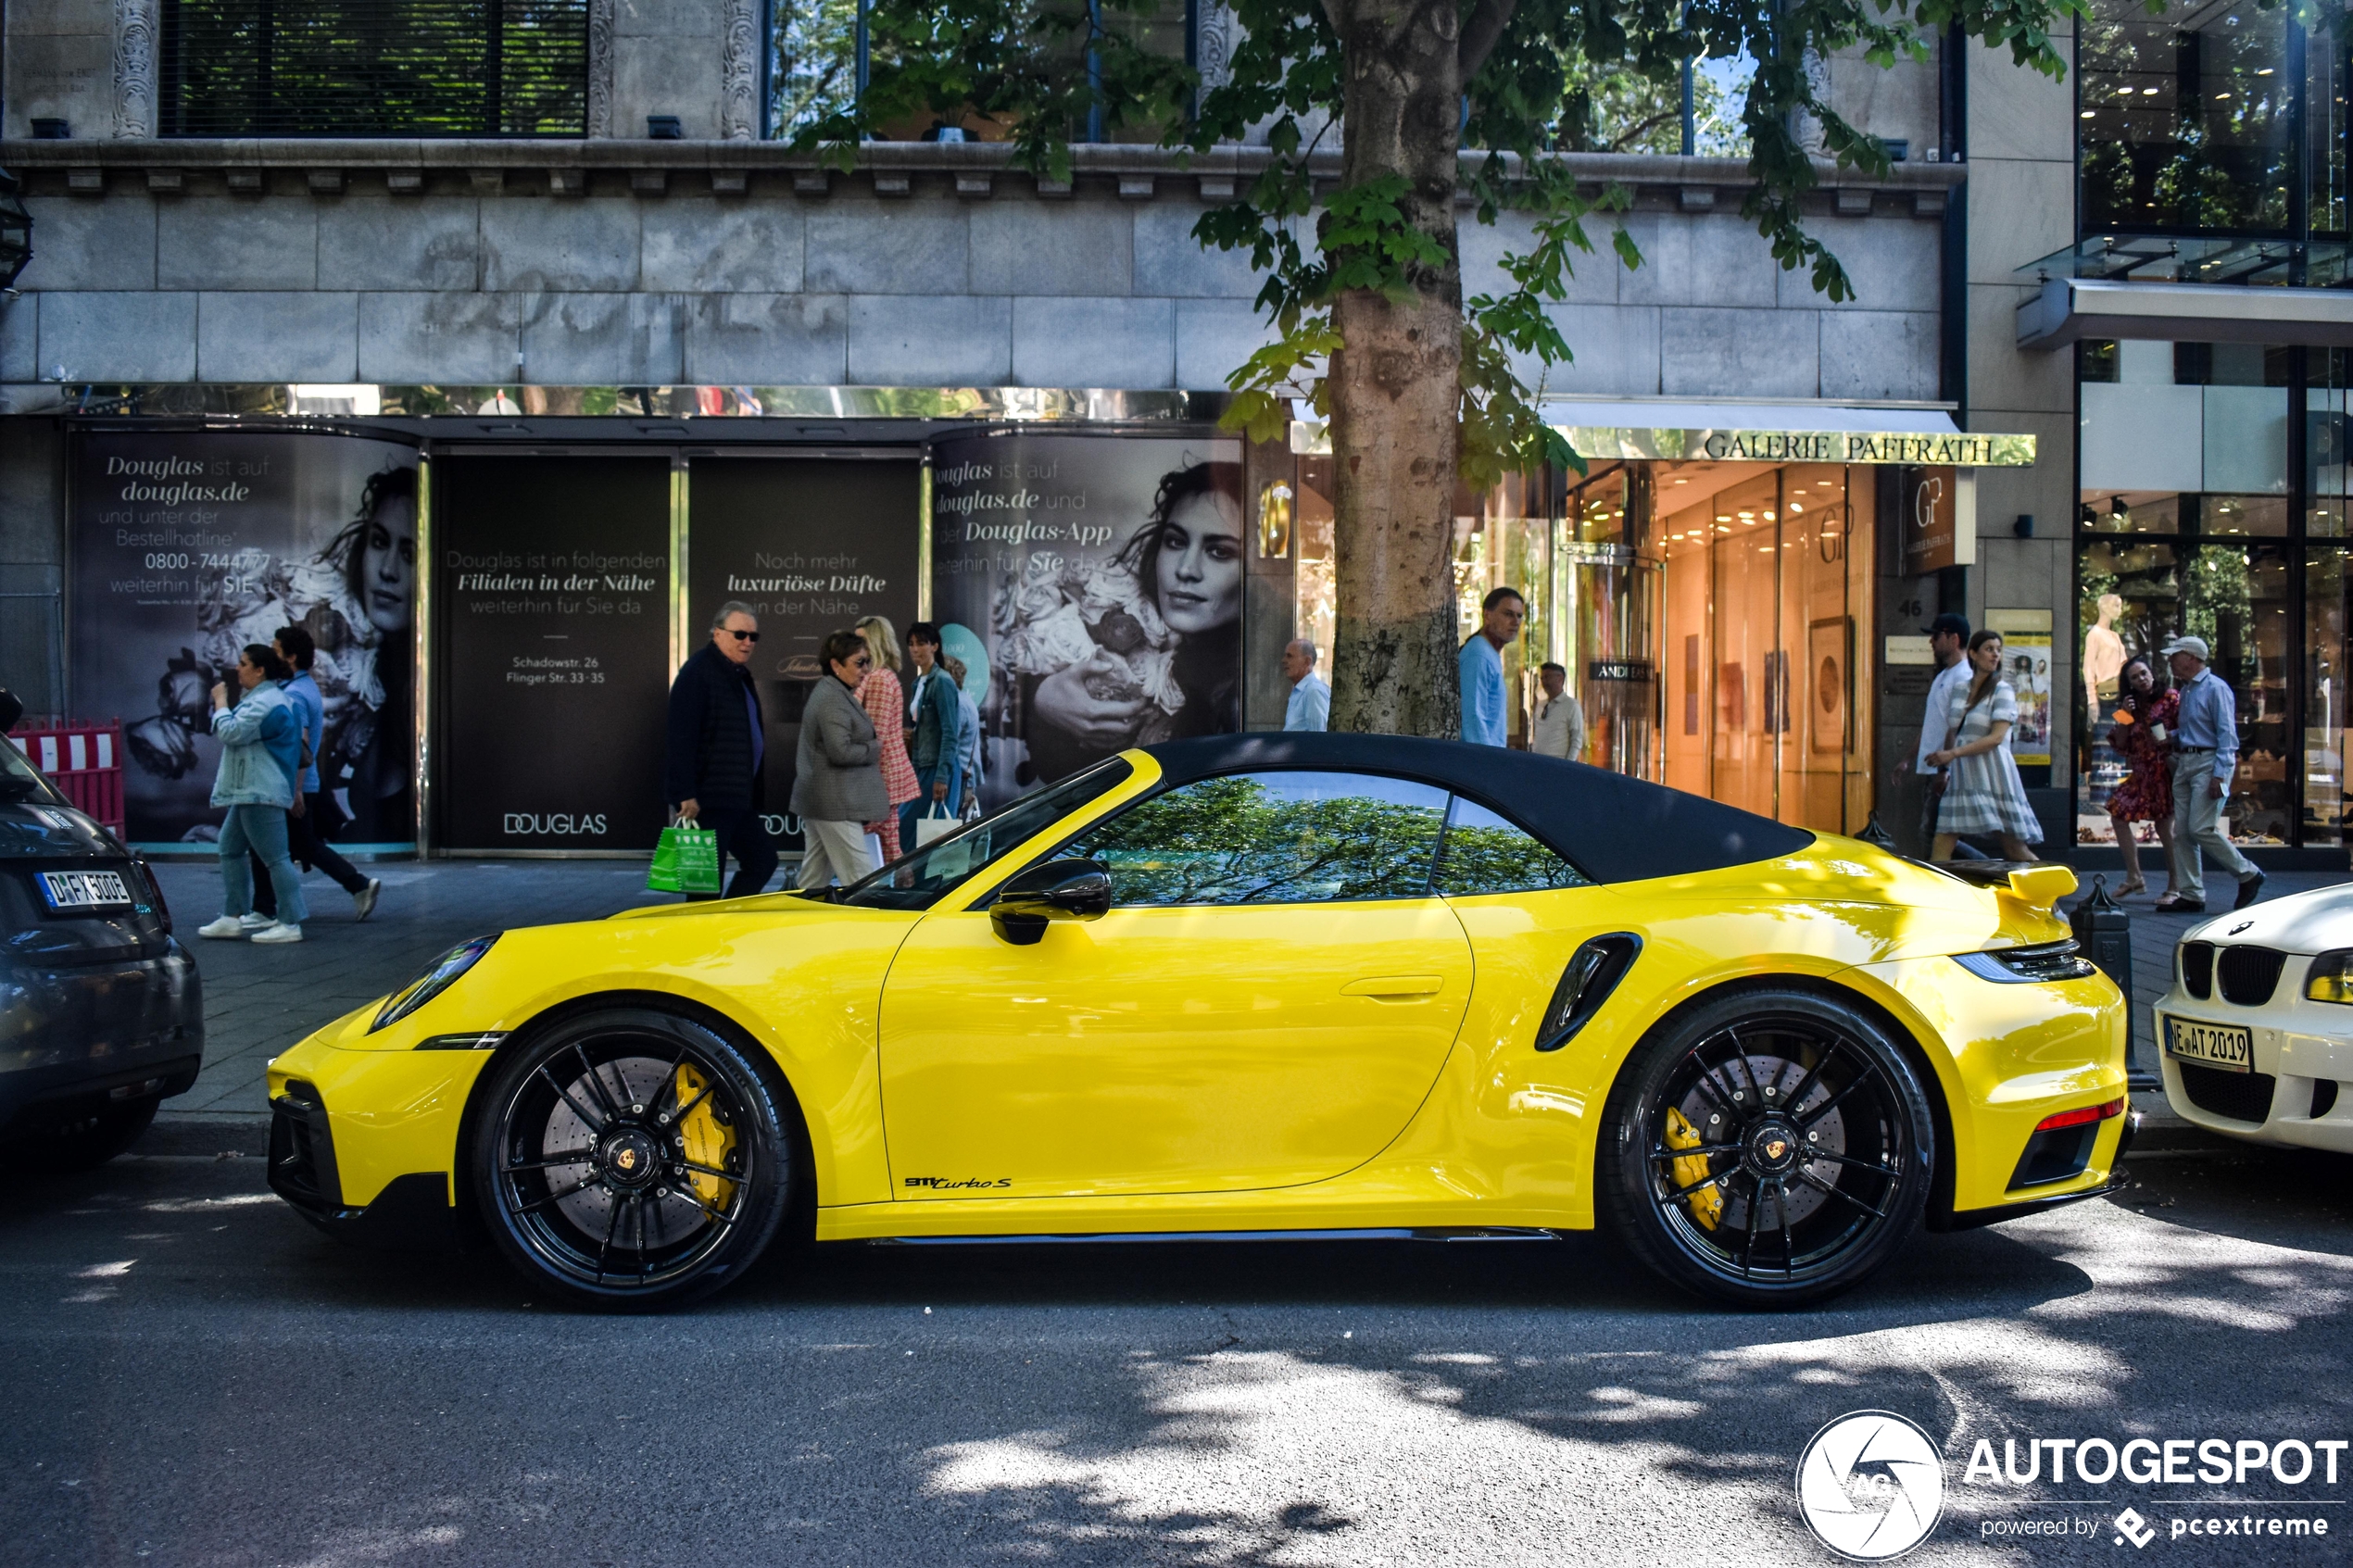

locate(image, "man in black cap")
[[1917, 613, 1976, 852]]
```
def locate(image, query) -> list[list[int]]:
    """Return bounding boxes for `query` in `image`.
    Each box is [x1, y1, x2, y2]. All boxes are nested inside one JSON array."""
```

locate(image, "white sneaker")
[[352, 879, 381, 922], [238, 911, 274, 931], [250, 922, 304, 944], [195, 915, 246, 939]]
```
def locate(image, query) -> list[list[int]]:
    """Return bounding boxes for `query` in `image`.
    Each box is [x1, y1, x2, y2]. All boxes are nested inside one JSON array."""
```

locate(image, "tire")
[[31, 1096, 161, 1173], [1597, 987, 1936, 1309], [470, 1007, 799, 1312]]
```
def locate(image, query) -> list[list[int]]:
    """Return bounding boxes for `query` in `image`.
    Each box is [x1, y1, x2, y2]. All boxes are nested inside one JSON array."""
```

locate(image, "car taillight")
[[2034, 1097, 2126, 1133], [132, 856, 171, 935]]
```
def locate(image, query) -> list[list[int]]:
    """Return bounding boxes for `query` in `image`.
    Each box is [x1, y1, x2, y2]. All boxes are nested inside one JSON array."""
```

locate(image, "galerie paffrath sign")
[[1548, 423, 2038, 467], [1700, 430, 2034, 466]]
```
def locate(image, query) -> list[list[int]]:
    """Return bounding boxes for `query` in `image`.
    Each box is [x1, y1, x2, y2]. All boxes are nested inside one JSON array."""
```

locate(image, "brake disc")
[[1675, 1053, 1848, 1231], [542, 1054, 717, 1249]]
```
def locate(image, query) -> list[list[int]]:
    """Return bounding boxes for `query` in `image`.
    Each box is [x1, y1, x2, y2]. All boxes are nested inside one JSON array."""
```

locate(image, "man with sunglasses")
[[664, 600, 779, 898]]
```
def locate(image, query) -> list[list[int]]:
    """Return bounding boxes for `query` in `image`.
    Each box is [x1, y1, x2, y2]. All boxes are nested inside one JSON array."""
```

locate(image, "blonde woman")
[[853, 616, 920, 862]]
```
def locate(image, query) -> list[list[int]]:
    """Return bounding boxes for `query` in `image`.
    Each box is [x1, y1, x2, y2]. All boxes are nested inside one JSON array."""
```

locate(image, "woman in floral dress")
[[854, 616, 920, 863], [2104, 655, 2178, 897]]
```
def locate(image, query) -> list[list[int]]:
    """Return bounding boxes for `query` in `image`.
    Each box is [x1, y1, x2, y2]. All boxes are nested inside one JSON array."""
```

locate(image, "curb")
[[140, 1112, 271, 1158]]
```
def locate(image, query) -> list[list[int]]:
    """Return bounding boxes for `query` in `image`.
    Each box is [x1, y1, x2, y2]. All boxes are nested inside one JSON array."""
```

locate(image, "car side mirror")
[[0, 688, 19, 734], [990, 858, 1112, 946]]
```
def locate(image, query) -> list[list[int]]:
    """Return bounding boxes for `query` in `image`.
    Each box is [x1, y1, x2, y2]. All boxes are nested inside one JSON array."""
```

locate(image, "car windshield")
[[836, 759, 1136, 910], [0, 737, 62, 804]]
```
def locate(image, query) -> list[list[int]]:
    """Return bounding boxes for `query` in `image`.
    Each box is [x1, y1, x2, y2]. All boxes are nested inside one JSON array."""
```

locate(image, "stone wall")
[[0, 142, 1960, 399]]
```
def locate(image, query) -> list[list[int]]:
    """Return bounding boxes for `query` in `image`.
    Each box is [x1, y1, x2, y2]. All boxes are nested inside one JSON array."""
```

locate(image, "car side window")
[[1058, 770, 1450, 907], [1434, 797, 1593, 896]]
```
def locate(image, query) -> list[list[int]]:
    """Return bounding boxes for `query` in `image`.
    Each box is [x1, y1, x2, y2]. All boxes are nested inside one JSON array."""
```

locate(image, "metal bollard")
[[2070, 874, 2147, 1085]]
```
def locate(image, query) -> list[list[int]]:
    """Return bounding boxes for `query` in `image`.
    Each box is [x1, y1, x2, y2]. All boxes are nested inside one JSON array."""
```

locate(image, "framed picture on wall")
[[1808, 616, 1852, 755]]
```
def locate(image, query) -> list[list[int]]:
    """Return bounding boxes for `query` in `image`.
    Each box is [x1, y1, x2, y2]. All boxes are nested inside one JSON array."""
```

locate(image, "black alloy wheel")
[[471, 1008, 799, 1311], [1598, 989, 1935, 1308]]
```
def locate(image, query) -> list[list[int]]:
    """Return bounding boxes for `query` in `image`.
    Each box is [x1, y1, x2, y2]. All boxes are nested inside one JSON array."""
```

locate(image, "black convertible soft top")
[[1140, 733, 1814, 884]]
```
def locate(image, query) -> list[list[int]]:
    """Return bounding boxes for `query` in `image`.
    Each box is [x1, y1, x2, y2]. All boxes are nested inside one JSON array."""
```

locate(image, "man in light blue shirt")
[[2162, 634, 2263, 912], [1282, 639, 1329, 731], [1460, 587, 1523, 746]]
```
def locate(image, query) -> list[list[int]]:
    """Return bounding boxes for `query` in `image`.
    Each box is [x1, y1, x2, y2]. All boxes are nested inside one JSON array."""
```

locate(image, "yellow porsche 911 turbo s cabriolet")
[[266, 734, 2130, 1311]]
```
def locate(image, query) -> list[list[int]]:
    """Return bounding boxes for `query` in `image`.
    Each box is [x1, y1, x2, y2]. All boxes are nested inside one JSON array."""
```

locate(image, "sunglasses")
[[724, 629, 761, 644]]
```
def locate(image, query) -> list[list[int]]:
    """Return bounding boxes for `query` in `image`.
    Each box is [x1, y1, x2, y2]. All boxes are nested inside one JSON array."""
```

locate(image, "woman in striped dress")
[[1928, 630, 2044, 862], [854, 616, 920, 863]]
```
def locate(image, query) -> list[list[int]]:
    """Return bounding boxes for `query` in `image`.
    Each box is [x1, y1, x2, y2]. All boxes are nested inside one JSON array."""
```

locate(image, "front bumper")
[[2153, 985, 2353, 1152], [268, 1082, 470, 1249], [0, 941, 204, 1129]]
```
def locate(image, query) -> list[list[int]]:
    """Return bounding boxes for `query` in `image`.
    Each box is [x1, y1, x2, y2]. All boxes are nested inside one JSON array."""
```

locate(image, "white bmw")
[[2155, 884, 2353, 1151]]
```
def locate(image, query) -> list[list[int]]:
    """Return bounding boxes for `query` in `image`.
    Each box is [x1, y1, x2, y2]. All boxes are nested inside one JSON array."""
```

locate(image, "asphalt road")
[[2, 1138, 2348, 1567]]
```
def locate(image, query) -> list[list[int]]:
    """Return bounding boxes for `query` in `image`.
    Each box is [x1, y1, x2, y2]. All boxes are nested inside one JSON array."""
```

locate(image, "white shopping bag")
[[915, 800, 959, 846]]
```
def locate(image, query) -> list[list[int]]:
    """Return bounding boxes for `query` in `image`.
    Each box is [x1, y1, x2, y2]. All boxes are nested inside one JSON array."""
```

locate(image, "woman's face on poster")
[[362, 494, 417, 634], [1153, 491, 1243, 637]]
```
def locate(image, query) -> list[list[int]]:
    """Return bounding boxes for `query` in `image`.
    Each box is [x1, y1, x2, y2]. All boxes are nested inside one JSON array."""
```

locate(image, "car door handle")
[[1341, 975, 1443, 998]]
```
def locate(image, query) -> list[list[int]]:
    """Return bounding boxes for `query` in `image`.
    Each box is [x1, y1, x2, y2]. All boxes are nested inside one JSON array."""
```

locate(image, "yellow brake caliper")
[[1665, 1105, 1722, 1231], [671, 1063, 737, 1211]]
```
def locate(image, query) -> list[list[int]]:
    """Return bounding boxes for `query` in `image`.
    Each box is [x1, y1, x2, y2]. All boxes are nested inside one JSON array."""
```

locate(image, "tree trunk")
[[1325, 0, 1464, 740]]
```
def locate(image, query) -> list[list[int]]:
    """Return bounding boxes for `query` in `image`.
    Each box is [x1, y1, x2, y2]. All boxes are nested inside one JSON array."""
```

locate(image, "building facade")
[[0, 0, 2132, 865]]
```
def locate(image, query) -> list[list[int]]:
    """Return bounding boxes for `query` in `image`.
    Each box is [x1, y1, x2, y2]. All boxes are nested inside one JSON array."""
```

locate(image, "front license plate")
[[36, 870, 132, 910], [2166, 1016, 2253, 1073]]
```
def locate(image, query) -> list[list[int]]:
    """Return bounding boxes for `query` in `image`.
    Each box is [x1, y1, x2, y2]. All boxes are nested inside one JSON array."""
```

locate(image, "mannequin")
[[2083, 594, 2126, 726]]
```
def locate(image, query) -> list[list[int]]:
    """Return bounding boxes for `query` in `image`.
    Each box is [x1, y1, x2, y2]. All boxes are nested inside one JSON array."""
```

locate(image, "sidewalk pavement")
[[149, 854, 2345, 1134], [151, 859, 664, 1121]]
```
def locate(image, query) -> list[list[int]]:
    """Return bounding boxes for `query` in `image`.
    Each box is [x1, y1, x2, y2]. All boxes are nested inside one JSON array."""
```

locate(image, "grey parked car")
[[1, 690, 202, 1167]]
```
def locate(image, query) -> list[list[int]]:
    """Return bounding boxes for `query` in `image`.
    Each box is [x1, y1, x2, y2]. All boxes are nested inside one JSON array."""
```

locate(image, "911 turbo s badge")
[[904, 1176, 1013, 1189]]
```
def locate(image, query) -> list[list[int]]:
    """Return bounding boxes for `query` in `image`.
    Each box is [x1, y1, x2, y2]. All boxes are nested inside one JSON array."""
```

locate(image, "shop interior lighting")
[[2258, 67, 2275, 76], [2082, 110, 2096, 119]]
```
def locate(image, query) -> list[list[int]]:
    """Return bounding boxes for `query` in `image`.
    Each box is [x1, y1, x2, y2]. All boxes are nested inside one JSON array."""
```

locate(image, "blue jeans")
[[220, 804, 309, 926]]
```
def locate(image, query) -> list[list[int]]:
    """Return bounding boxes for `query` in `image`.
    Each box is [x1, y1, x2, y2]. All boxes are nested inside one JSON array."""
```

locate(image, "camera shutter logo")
[[1795, 1411, 1945, 1561]]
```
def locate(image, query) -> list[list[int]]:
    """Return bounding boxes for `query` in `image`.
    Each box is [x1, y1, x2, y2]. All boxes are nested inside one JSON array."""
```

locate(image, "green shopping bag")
[[647, 820, 723, 894]]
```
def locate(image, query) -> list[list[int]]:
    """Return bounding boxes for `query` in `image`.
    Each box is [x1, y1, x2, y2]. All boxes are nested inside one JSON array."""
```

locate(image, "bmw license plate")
[[2166, 1016, 2253, 1073], [36, 870, 132, 910]]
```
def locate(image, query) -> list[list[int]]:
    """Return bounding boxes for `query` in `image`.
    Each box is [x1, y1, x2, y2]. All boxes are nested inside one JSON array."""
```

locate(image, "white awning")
[[1540, 397, 2031, 467], [1288, 398, 2033, 466]]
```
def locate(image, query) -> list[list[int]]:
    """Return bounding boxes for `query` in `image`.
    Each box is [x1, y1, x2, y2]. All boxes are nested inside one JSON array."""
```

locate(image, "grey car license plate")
[[2166, 1016, 2253, 1073], [36, 870, 132, 910]]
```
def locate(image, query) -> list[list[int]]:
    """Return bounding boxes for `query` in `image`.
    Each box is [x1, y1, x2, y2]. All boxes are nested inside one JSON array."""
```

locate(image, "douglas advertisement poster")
[[71, 432, 420, 851], [686, 456, 921, 850], [932, 432, 1245, 810]]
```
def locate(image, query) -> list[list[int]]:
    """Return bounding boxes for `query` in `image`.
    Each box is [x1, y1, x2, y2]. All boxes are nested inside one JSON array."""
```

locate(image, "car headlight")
[[371, 935, 499, 1032], [1951, 940, 2098, 985], [2306, 949, 2353, 1004]]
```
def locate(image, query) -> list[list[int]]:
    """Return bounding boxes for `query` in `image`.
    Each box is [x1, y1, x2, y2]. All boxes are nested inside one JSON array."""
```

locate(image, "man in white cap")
[[2159, 633, 2264, 912]]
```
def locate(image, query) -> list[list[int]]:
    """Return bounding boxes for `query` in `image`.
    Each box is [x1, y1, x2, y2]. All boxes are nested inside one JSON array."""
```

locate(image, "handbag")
[[915, 797, 959, 847], [647, 817, 723, 894]]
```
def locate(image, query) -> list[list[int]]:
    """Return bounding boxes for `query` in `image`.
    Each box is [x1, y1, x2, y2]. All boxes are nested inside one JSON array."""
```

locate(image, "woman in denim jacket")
[[195, 644, 309, 944]]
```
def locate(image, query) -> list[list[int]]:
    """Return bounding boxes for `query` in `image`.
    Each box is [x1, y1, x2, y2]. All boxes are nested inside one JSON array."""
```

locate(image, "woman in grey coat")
[[794, 630, 891, 889]]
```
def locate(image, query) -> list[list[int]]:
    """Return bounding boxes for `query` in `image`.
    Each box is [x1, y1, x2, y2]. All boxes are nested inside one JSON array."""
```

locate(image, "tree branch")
[[1458, 0, 1521, 81]]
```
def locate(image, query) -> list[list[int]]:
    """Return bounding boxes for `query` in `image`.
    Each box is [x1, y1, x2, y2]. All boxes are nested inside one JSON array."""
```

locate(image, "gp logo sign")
[[1796, 1411, 1945, 1561]]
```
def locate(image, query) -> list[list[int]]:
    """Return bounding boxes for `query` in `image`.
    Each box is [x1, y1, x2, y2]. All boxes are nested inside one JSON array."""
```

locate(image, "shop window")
[[2080, 340, 2120, 383], [2078, 0, 2293, 233], [2077, 536, 2294, 846], [1295, 458, 1336, 674], [2305, 547, 2348, 846]]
